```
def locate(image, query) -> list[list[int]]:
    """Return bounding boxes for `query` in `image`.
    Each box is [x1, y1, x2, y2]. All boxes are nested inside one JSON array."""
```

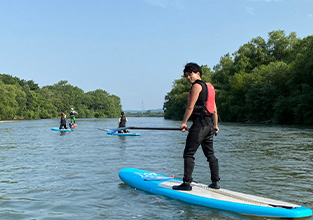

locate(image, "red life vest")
[[205, 82, 215, 114], [188, 81, 215, 115]]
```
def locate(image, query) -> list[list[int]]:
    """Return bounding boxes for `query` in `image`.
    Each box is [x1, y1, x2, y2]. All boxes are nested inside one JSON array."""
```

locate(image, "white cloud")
[[143, 0, 168, 8], [245, 6, 255, 15], [143, 0, 184, 9], [249, 0, 283, 2]]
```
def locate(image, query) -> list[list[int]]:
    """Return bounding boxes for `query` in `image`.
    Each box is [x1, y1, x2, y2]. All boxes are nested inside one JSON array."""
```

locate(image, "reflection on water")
[[0, 118, 312, 220]]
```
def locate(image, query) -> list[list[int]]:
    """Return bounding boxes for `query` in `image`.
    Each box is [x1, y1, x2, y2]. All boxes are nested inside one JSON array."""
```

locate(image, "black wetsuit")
[[59, 117, 67, 129], [183, 80, 219, 183], [118, 117, 127, 133]]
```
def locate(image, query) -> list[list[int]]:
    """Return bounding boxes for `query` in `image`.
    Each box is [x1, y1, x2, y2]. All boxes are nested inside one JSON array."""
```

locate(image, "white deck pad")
[[159, 181, 299, 208]]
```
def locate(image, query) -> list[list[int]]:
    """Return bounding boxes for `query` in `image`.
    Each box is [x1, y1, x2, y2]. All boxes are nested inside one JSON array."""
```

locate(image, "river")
[[0, 117, 312, 220]]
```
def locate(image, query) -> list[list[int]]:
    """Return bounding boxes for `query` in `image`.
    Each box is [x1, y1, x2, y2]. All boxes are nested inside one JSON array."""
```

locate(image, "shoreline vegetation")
[[1, 30, 312, 125], [0, 74, 164, 121], [0, 77, 123, 120], [125, 109, 164, 117], [163, 30, 313, 125], [0, 109, 165, 123]]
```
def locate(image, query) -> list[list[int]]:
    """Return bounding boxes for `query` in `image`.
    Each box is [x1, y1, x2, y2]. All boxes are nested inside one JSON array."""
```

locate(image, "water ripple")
[[0, 119, 312, 219]]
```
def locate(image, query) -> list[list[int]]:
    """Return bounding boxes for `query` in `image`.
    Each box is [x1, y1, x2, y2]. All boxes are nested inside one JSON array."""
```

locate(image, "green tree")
[[212, 53, 235, 90], [163, 78, 190, 120], [285, 36, 313, 124], [0, 74, 123, 120], [0, 82, 22, 119], [163, 31, 313, 124], [233, 36, 270, 73], [267, 30, 299, 63], [245, 62, 289, 122], [85, 89, 122, 118]]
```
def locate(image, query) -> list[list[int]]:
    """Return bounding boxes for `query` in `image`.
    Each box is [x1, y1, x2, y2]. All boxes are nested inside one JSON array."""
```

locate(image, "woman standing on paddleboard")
[[59, 113, 68, 129], [173, 62, 220, 191]]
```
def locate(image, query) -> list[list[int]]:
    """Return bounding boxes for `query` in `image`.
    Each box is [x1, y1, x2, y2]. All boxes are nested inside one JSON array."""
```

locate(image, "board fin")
[[268, 204, 294, 209]]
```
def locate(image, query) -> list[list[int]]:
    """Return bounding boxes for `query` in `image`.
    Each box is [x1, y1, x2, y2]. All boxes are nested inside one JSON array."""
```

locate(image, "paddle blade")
[[98, 127, 128, 132]]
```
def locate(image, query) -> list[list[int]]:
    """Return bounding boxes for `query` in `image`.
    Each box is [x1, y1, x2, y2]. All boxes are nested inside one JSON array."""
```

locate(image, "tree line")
[[0, 76, 122, 120], [126, 110, 164, 117], [164, 30, 313, 125]]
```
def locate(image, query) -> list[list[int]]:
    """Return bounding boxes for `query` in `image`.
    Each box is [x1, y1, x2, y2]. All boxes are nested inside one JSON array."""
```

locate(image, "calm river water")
[[0, 117, 312, 220]]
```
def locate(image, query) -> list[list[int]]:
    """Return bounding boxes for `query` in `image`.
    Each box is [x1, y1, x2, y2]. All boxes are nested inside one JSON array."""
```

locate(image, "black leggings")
[[183, 116, 219, 183], [59, 123, 67, 129]]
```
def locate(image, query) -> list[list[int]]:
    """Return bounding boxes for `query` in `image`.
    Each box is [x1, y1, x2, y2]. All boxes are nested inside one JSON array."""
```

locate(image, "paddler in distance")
[[118, 111, 129, 133], [59, 113, 68, 129], [69, 108, 78, 126]]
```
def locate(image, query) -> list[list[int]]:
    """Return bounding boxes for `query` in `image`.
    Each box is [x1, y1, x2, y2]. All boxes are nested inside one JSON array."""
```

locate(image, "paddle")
[[126, 126, 183, 130], [97, 128, 112, 131], [121, 126, 219, 135], [98, 127, 221, 136], [107, 126, 187, 132]]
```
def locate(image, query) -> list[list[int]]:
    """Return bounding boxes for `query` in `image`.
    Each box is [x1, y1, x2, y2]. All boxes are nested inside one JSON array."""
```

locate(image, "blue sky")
[[0, 0, 312, 110]]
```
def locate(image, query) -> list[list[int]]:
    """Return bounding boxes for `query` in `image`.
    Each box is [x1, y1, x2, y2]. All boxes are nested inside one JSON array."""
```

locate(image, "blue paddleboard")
[[119, 168, 312, 218], [107, 131, 140, 136], [51, 127, 72, 132]]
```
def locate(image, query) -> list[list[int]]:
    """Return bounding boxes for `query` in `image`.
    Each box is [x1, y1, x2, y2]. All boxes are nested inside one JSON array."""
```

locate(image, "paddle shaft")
[[123, 126, 217, 136], [126, 126, 217, 135], [98, 127, 184, 132], [127, 126, 183, 131], [99, 127, 221, 136]]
